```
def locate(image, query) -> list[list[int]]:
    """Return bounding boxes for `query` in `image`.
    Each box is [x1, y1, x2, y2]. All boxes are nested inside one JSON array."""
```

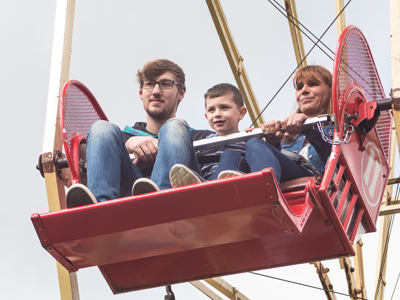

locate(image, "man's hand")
[[125, 136, 158, 168]]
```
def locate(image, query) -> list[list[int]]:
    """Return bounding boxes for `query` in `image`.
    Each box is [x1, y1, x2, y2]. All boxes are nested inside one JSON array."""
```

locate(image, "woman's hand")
[[125, 136, 158, 168], [281, 113, 308, 136], [259, 120, 283, 147]]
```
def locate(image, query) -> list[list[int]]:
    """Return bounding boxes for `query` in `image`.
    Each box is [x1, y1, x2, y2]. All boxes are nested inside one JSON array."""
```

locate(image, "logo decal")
[[361, 142, 383, 207]]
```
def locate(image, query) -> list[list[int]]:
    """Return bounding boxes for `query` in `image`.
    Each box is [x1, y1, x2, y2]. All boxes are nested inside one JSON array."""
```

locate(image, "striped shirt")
[[196, 133, 246, 179]]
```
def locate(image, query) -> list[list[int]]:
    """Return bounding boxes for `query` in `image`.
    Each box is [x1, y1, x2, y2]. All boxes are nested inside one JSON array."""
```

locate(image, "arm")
[[125, 136, 158, 168], [246, 120, 283, 148]]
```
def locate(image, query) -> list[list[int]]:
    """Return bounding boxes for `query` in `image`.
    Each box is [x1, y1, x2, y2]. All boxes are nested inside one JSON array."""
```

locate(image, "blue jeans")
[[245, 138, 313, 184], [86, 119, 199, 202], [150, 118, 200, 189], [207, 149, 250, 180]]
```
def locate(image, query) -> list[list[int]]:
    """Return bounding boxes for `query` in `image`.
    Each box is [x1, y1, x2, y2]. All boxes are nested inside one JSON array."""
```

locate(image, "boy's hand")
[[244, 127, 255, 133], [260, 120, 283, 148], [125, 136, 158, 167]]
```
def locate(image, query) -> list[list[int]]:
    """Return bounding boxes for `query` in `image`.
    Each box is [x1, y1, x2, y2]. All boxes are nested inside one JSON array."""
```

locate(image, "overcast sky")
[[1, 0, 399, 299]]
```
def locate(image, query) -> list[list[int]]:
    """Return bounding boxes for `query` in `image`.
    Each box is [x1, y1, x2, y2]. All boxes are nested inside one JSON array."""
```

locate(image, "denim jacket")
[[280, 124, 334, 175]]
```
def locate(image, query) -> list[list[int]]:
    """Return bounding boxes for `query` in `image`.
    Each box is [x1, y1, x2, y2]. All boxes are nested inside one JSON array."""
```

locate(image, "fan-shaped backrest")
[[60, 80, 108, 184], [332, 25, 392, 162]]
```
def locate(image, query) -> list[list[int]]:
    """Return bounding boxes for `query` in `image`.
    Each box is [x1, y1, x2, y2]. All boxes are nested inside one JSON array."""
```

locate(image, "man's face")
[[139, 71, 184, 120]]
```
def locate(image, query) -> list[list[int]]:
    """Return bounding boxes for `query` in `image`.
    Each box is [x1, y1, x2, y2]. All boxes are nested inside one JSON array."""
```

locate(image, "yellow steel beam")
[[340, 257, 361, 300], [204, 277, 251, 300], [42, 0, 78, 299], [353, 240, 368, 299], [374, 2, 400, 298], [206, 0, 265, 127], [310, 262, 337, 300], [379, 203, 400, 216], [335, 0, 346, 37], [374, 128, 397, 300], [190, 281, 225, 300], [284, 0, 307, 67]]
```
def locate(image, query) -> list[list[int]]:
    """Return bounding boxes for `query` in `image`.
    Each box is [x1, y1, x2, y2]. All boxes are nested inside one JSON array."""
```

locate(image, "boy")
[[170, 83, 249, 187]]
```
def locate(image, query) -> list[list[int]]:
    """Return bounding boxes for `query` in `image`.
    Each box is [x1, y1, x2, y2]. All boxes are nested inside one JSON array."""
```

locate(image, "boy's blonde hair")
[[204, 83, 244, 108]]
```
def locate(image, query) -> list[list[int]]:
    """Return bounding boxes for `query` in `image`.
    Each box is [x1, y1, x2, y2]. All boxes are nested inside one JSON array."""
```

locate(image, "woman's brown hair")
[[293, 65, 333, 115]]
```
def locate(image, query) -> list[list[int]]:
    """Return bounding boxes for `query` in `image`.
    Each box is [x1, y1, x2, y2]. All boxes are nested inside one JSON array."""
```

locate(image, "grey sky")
[[1, 1, 398, 299]]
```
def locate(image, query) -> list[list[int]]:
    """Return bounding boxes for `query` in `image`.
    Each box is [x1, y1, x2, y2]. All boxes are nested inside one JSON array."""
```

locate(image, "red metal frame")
[[332, 25, 392, 162], [60, 80, 108, 184], [31, 26, 391, 294]]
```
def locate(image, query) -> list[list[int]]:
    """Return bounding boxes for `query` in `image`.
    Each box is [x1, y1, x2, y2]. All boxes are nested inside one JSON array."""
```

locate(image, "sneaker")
[[132, 178, 160, 195], [66, 183, 98, 208], [217, 170, 245, 180], [169, 164, 206, 188]]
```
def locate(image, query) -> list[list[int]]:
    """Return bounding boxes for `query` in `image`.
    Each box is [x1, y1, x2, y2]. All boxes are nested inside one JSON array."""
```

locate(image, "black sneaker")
[[132, 178, 160, 195], [169, 164, 206, 188], [66, 184, 98, 208]]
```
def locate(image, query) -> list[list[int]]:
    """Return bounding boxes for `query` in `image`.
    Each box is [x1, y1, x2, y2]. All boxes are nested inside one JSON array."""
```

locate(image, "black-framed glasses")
[[141, 79, 181, 90]]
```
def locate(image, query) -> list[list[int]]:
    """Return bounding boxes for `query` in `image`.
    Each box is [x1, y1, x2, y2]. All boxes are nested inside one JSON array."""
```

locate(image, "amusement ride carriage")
[[33, 1, 400, 299]]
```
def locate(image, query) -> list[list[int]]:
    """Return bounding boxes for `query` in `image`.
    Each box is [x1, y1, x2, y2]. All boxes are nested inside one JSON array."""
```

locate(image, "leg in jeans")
[[208, 149, 250, 180], [245, 138, 312, 184], [86, 120, 143, 202], [151, 119, 200, 190]]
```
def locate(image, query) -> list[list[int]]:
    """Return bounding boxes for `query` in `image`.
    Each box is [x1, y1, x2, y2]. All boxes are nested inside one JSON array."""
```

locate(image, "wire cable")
[[374, 182, 399, 300], [250, 0, 353, 128], [249, 271, 368, 299], [390, 272, 400, 300], [269, 0, 335, 60]]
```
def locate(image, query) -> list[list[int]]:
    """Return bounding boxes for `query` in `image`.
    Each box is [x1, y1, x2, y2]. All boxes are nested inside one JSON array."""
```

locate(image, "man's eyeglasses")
[[141, 79, 181, 90]]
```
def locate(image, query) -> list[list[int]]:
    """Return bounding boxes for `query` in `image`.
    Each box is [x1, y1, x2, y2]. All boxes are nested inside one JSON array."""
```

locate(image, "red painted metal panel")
[[31, 26, 392, 294], [31, 169, 349, 293]]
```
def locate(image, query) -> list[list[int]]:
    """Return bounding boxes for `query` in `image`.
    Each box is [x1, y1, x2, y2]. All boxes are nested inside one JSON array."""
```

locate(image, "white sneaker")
[[132, 178, 160, 195], [169, 164, 206, 188], [66, 183, 98, 208], [217, 170, 245, 180]]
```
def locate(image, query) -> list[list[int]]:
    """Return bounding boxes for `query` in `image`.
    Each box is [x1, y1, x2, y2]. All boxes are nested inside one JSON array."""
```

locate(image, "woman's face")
[[295, 75, 330, 117]]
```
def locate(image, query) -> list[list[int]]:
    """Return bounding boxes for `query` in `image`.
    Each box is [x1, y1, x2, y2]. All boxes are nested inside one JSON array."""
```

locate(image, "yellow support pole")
[[373, 1, 400, 298], [353, 240, 368, 299], [310, 262, 337, 300], [335, 0, 346, 37], [42, 0, 78, 299], [206, 0, 265, 127], [284, 0, 307, 68]]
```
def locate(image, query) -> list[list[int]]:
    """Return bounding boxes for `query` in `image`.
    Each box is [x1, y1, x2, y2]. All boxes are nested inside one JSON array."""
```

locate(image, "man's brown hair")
[[137, 59, 186, 92]]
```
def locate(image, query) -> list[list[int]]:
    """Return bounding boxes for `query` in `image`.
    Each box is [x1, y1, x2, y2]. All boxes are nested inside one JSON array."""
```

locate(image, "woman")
[[242, 65, 334, 184]]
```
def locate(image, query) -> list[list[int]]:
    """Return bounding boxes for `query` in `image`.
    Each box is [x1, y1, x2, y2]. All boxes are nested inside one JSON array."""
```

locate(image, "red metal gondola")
[[31, 26, 392, 294]]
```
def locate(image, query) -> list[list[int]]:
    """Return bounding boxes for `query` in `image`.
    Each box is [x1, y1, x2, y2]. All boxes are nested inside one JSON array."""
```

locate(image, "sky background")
[[1, 0, 399, 299]]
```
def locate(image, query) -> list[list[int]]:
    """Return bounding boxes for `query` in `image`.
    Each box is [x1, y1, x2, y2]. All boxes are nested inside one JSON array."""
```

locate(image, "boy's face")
[[205, 93, 246, 136]]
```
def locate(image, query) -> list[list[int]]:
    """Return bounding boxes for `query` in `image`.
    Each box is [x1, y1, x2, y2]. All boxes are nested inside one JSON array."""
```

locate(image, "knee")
[[220, 149, 241, 159], [246, 138, 264, 151], [88, 121, 121, 142], [159, 118, 189, 137]]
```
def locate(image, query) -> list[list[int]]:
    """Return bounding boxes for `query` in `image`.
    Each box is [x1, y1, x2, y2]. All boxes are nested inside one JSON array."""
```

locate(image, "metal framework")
[[40, 0, 400, 299]]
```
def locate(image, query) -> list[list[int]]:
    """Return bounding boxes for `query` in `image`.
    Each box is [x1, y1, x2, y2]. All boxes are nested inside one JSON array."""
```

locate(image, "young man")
[[66, 59, 212, 208], [169, 83, 249, 187]]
